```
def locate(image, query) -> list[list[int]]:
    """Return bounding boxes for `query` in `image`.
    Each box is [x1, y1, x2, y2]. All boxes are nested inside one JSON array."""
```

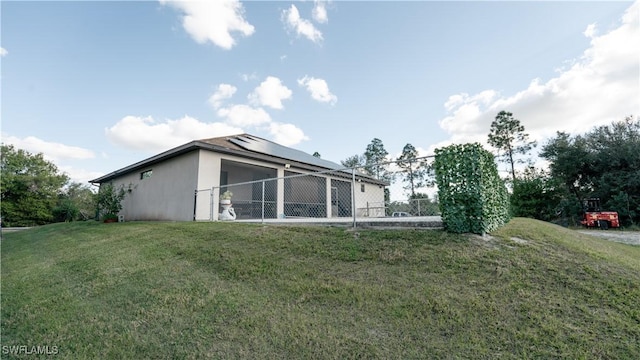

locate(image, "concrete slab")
[[1, 227, 33, 233], [234, 216, 443, 229]]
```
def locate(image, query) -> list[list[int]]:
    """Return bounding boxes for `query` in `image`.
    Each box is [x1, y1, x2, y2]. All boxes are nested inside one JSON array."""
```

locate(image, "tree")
[[1, 144, 69, 226], [510, 167, 564, 222], [540, 131, 593, 204], [396, 143, 429, 198], [53, 198, 79, 222], [541, 116, 640, 226], [341, 154, 365, 169], [488, 110, 536, 181], [312, 151, 321, 158], [363, 138, 393, 182], [54, 182, 97, 221]]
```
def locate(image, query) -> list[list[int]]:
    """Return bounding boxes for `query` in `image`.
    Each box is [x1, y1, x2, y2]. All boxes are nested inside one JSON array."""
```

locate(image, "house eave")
[[89, 141, 200, 184], [89, 139, 389, 187]]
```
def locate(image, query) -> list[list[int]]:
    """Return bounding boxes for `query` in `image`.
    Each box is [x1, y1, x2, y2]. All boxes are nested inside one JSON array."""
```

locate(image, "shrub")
[[96, 183, 126, 221], [434, 143, 510, 234]]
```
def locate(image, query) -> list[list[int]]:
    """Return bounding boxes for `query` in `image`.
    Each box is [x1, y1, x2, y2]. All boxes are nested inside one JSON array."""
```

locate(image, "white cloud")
[[58, 165, 105, 185], [208, 83, 237, 109], [0, 47, 7, 57], [313, 1, 329, 24], [105, 115, 242, 153], [437, 0, 639, 149], [282, 4, 323, 43], [216, 104, 271, 127], [583, 23, 597, 38], [1, 134, 95, 161], [0, 134, 105, 185], [268, 122, 309, 146], [248, 76, 292, 109], [297, 76, 337, 105], [240, 72, 257, 82], [160, 0, 254, 50]]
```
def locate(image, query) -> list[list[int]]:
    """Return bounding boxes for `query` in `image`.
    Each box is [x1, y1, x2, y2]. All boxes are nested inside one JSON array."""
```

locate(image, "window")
[[220, 171, 228, 186], [140, 170, 153, 179], [361, 184, 365, 192]]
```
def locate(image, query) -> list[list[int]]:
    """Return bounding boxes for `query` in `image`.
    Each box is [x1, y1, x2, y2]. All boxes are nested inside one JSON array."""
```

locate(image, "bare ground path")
[[577, 230, 640, 246]]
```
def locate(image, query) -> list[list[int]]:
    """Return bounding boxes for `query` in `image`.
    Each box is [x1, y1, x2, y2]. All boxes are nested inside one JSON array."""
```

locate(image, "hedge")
[[434, 143, 510, 234]]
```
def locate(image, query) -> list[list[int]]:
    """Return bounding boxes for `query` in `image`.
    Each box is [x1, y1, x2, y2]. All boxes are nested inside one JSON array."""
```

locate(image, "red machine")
[[581, 198, 619, 229]]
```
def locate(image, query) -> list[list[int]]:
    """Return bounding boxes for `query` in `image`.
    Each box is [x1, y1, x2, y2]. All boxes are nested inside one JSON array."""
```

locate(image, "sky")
[[1, 0, 639, 199]]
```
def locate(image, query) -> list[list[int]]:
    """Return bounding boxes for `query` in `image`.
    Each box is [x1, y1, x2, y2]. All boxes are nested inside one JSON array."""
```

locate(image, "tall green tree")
[[396, 143, 429, 198], [341, 154, 365, 169], [539, 131, 593, 204], [510, 167, 565, 222], [488, 110, 536, 181], [1, 144, 69, 226], [363, 138, 393, 182]]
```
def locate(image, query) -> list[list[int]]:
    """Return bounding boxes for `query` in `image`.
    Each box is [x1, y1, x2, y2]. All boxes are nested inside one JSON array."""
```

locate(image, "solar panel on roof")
[[229, 135, 345, 171]]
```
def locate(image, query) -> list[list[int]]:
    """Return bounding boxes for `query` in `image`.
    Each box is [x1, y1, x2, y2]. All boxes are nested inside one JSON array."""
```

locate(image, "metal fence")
[[194, 156, 438, 225], [387, 198, 440, 217]]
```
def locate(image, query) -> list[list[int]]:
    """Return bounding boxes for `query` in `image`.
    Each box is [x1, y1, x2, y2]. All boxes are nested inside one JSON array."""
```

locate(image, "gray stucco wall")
[[103, 148, 387, 222], [109, 151, 200, 221]]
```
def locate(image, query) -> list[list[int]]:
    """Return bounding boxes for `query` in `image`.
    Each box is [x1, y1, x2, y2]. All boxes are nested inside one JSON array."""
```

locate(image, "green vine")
[[434, 143, 510, 234]]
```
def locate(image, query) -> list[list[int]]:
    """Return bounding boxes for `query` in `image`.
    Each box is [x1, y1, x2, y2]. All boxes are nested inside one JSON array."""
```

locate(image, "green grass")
[[2, 218, 639, 359]]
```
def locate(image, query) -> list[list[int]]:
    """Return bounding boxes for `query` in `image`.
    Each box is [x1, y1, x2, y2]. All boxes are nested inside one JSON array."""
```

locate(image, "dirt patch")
[[577, 230, 640, 246], [510, 237, 528, 244], [469, 234, 501, 249]]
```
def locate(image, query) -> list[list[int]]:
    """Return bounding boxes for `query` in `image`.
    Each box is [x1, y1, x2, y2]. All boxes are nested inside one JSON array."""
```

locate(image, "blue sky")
[[1, 1, 638, 199]]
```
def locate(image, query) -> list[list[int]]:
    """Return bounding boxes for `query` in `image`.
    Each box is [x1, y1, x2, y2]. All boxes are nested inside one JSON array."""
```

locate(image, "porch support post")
[[325, 177, 332, 218], [352, 168, 357, 228], [276, 168, 285, 218]]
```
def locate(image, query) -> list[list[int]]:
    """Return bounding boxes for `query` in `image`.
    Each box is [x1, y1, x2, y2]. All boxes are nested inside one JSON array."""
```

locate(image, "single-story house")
[[90, 134, 388, 221]]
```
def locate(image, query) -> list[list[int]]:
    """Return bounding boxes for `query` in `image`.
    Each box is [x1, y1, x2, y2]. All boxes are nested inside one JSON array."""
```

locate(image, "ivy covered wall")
[[434, 143, 510, 234]]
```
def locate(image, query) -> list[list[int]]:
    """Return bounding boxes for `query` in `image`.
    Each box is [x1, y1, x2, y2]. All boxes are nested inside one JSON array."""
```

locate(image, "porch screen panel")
[[331, 179, 352, 217], [284, 171, 327, 217]]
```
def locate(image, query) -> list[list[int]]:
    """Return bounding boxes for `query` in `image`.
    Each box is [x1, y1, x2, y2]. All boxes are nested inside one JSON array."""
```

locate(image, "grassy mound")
[[2, 218, 639, 358]]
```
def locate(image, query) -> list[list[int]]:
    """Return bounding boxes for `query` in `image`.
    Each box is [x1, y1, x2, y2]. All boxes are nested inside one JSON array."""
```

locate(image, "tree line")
[[1, 145, 98, 226], [1, 144, 125, 227], [488, 112, 639, 227], [341, 111, 639, 227], [3, 112, 637, 227], [340, 138, 433, 200]]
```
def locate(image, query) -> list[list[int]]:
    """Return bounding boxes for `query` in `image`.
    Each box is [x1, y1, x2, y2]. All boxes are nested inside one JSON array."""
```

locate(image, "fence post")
[[210, 187, 214, 221], [261, 180, 265, 223], [352, 168, 357, 228]]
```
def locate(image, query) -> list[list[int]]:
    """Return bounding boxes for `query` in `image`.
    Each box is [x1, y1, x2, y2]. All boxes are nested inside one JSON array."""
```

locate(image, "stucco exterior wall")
[[354, 182, 386, 217], [109, 151, 199, 221], [196, 152, 282, 220], [194, 151, 221, 220], [104, 147, 387, 222]]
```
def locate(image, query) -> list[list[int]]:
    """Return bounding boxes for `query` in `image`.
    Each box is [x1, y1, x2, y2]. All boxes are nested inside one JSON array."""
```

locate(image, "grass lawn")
[[2, 218, 639, 359]]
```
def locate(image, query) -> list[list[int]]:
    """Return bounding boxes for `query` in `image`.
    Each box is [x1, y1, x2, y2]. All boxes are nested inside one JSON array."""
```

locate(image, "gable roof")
[[90, 133, 388, 185]]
